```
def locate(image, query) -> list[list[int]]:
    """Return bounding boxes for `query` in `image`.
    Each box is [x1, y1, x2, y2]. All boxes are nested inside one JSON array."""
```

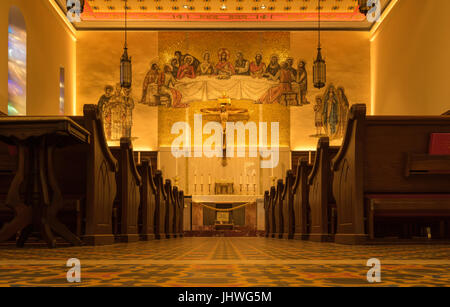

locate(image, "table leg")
[[0, 144, 32, 243]]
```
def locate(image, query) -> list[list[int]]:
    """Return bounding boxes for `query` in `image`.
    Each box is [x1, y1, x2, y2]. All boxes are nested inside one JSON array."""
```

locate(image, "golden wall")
[[0, 0, 76, 115]]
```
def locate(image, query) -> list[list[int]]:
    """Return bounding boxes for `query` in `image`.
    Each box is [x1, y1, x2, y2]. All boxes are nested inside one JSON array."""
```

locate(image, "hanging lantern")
[[313, 48, 326, 89], [120, 47, 132, 89], [120, 0, 132, 89], [358, 0, 371, 16], [313, 0, 326, 89]]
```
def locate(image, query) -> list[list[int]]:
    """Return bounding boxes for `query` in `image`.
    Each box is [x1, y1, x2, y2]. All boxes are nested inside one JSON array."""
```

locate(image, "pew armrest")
[[83, 104, 118, 173], [405, 154, 450, 177], [332, 104, 367, 172]]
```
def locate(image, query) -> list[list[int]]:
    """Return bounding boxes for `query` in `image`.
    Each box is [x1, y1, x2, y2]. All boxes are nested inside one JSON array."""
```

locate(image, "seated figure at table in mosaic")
[[257, 62, 293, 104], [198, 51, 215, 76], [249, 53, 266, 79], [160, 65, 185, 108], [140, 63, 160, 105], [263, 55, 281, 81], [177, 56, 196, 80], [234, 52, 250, 76], [215, 48, 235, 80]]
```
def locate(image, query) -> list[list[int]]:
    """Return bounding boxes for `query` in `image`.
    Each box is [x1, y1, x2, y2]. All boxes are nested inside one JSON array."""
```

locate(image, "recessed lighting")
[[183, 4, 188, 9], [261, 4, 266, 9], [220, 4, 227, 10]]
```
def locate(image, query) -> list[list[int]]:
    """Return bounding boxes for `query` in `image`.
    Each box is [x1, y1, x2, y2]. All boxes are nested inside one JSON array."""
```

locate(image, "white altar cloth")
[[175, 75, 278, 104], [192, 195, 263, 204]]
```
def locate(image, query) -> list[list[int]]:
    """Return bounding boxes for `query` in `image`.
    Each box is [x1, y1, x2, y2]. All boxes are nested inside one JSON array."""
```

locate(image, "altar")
[[175, 75, 278, 104]]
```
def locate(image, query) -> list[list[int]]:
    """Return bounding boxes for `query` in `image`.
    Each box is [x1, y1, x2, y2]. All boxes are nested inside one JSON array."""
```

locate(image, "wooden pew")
[[177, 190, 185, 237], [332, 104, 450, 244], [110, 138, 142, 243], [153, 171, 166, 239], [0, 141, 16, 241], [443, 110, 450, 116], [307, 137, 340, 242], [292, 158, 313, 240], [274, 179, 284, 239], [263, 191, 270, 237], [53, 104, 118, 245], [268, 186, 276, 238], [137, 160, 156, 240], [281, 170, 295, 239], [164, 179, 176, 239], [172, 186, 179, 238]]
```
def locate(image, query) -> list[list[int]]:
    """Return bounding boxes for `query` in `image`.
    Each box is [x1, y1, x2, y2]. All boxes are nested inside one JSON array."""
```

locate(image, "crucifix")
[[200, 99, 249, 166]]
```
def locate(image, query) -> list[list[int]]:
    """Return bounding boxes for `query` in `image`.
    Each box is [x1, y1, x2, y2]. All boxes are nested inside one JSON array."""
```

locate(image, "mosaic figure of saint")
[[286, 57, 297, 77], [198, 52, 214, 76], [235, 52, 250, 76], [257, 62, 293, 104], [336, 87, 350, 138], [322, 84, 340, 138], [170, 58, 179, 79], [296, 61, 309, 106], [159, 65, 185, 108], [263, 55, 281, 81], [177, 56, 196, 80], [97, 85, 114, 140], [109, 86, 125, 141], [313, 95, 325, 137], [174, 51, 200, 73], [122, 87, 135, 138], [215, 48, 235, 79], [141, 63, 160, 105], [249, 53, 266, 78]]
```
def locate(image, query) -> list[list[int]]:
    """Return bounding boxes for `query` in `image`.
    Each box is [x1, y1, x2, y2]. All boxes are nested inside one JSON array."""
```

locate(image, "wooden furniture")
[[164, 179, 174, 239], [172, 186, 179, 238], [215, 181, 234, 195], [177, 190, 184, 237], [307, 137, 340, 242], [268, 186, 276, 238], [274, 179, 284, 239], [281, 170, 295, 239], [110, 138, 142, 243], [137, 160, 156, 240], [442, 110, 450, 116], [291, 151, 316, 172], [292, 158, 313, 240], [154, 170, 166, 239], [55, 104, 118, 246], [0, 116, 90, 248], [263, 191, 270, 237], [331, 104, 450, 244]]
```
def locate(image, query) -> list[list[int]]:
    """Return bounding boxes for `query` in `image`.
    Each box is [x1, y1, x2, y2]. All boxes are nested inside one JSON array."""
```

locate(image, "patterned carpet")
[[0, 237, 449, 287]]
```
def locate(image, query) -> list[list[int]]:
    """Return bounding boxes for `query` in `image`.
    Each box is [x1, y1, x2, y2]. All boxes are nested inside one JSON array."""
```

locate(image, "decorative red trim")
[[81, 2, 365, 22]]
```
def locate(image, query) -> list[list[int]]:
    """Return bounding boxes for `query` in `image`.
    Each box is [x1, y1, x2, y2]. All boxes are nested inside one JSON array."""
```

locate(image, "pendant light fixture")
[[313, 0, 326, 89], [120, 0, 132, 89]]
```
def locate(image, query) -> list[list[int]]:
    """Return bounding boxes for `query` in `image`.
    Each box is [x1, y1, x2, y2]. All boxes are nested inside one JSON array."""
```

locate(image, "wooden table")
[[0, 117, 90, 248]]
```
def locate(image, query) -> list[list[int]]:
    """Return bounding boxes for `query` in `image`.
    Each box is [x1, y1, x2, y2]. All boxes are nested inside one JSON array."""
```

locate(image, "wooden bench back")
[[363, 117, 450, 193]]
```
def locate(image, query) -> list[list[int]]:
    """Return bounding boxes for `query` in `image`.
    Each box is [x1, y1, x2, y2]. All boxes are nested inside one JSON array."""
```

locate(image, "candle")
[[201, 174, 204, 185], [137, 152, 141, 164], [240, 174, 242, 185], [175, 158, 178, 176], [247, 174, 249, 184], [208, 174, 211, 184], [253, 172, 256, 184], [194, 173, 197, 185], [308, 151, 312, 164]]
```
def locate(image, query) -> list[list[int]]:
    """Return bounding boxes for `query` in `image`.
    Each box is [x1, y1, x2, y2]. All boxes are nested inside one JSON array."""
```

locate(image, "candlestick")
[[208, 174, 211, 185]]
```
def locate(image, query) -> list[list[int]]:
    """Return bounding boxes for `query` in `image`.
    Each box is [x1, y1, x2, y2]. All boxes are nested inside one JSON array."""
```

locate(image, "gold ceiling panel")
[[83, 0, 361, 14]]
